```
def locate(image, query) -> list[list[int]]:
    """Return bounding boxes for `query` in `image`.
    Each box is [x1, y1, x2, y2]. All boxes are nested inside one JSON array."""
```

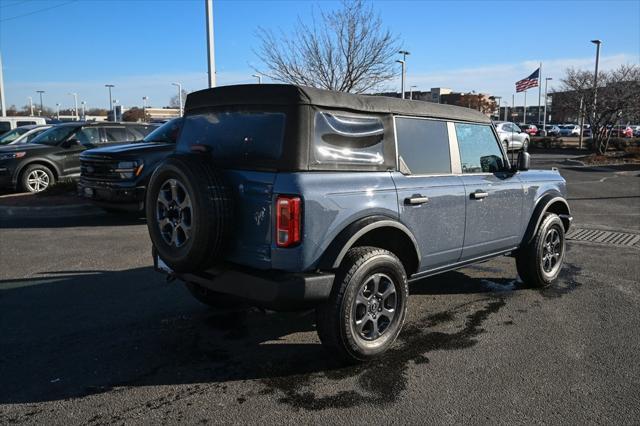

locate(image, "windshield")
[[32, 126, 78, 146], [143, 118, 182, 143], [0, 128, 29, 145]]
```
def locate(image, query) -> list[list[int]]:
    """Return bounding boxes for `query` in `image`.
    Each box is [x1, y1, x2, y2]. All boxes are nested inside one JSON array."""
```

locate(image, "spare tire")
[[146, 154, 232, 272]]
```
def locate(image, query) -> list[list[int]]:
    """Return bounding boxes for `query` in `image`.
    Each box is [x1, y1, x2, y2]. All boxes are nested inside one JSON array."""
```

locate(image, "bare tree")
[[554, 64, 640, 154], [169, 89, 189, 109], [254, 0, 400, 93]]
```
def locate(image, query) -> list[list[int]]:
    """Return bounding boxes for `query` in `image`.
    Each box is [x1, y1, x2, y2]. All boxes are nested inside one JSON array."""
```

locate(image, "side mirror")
[[516, 151, 530, 171], [62, 138, 80, 148]]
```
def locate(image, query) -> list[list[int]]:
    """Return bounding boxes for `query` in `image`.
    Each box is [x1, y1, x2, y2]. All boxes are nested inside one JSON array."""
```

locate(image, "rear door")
[[392, 117, 466, 272], [454, 123, 524, 260]]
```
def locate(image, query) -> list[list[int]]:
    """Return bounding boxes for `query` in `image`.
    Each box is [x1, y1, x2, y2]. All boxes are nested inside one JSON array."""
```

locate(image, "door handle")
[[471, 191, 489, 200], [405, 195, 429, 205]]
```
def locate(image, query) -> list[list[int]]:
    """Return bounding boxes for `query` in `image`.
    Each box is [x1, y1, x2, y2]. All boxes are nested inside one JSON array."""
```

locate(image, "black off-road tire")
[[20, 164, 55, 193], [185, 282, 246, 309], [516, 213, 566, 288], [316, 246, 409, 363], [146, 154, 232, 272]]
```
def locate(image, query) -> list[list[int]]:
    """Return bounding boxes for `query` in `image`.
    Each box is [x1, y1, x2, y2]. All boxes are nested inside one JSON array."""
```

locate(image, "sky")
[[1, 0, 639, 112]]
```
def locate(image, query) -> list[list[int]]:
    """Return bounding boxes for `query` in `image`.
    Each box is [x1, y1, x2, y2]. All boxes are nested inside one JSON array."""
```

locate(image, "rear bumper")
[[153, 249, 335, 311]]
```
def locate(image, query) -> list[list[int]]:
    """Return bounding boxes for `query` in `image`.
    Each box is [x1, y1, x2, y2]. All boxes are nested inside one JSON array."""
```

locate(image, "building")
[[498, 105, 546, 124]]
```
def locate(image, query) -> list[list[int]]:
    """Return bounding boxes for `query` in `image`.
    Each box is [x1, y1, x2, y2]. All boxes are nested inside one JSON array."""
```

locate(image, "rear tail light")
[[276, 195, 301, 247]]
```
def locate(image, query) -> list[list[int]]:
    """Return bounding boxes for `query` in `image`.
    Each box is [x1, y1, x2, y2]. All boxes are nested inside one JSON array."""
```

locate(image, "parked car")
[[0, 122, 155, 193], [610, 125, 634, 138], [0, 125, 52, 146], [518, 124, 538, 136], [494, 121, 530, 151], [558, 124, 580, 137], [148, 84, 572, 362], [78, 118, 182, 212], [0, 116, 47, 136], [544, 125, 561, 137]]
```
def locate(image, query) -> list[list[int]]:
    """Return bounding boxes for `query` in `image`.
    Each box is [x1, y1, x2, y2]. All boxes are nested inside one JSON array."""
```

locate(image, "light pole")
[[409, 85, 417, 100], [205, 0, 216, 88], [543, 77, 552, 136], [172, 82, 183, 116], [28, 96, 34, 115], [493, 96, 501, 120], [398, 50, 410, 99], [56, 103, 60, 120], [113, 99, 119, 121], [396, 60, 406, 99], [68, 92, 78, 121], [36, 90, 45, 116], [591, 39, 602, 124], [252, 74, 262, 84], [0, 51, 5, 117], [81, 101, 86, 119], [105, 84, 115, 120], [142, 96, 148, 122]]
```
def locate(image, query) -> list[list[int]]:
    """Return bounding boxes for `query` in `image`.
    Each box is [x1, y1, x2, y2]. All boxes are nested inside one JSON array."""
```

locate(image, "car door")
[[391, 118, 466, 272], [454, 122, 524, 260], [62, 127, 101, 175]]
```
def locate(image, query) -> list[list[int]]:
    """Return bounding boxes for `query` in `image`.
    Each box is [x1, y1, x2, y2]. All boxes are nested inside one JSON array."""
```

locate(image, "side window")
[[395, 117, 451, 175], [313, 112, 385, 165], [17, 121, 36, 126], [103, 127, 128, 142], [75, 127, 101, 146], [0, 122, 11, 134], [127, 128, 144, 140], [455, 123, 505, 174]]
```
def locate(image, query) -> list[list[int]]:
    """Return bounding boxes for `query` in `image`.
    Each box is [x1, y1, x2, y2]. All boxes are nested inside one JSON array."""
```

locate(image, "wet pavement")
[[1, 155, 639, 424]]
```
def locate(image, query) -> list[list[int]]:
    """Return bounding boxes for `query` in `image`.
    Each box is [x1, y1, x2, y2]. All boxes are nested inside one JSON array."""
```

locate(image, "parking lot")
[[1, 154, 639, 424]]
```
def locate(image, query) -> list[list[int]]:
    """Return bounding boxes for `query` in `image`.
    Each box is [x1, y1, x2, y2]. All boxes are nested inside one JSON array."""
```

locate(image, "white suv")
[[494, 121, 530, 151]]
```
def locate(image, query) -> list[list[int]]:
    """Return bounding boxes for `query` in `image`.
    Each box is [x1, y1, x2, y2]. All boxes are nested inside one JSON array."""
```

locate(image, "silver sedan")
[[494, 121, 530, 151]]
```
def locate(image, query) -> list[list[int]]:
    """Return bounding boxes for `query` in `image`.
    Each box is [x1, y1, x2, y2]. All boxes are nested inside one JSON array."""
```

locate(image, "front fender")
[[522, 194, 572, 246]]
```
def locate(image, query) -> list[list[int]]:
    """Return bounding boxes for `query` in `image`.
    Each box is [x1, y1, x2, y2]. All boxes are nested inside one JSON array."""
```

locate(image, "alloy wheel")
[[541, 227, 562, 274], [352, 273, 398, 341], [156, 178, 193, 248], [26, 169, 50, 192]]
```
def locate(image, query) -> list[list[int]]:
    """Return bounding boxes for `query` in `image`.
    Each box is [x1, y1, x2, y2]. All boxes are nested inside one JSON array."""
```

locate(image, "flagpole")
[[511, 94, 514, 122], [523, 90, 527, 125], [537, 62, 542, 124]]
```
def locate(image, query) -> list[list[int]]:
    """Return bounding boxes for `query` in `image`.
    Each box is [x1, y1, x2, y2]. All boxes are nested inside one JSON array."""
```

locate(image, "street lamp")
[[36, 90, 45, 116], [81, 101, 86, 119], [105, 84, 115, 120], [172, 82, 183, 116], [591, 39, 602, 122], [56, 103, 60, 120], [113, 99, 119, 121], [252, 74, 262, 84], [543, 77, 552, 135], [398, 50, 410, 99], [396, 60, 406, 99], [68, 92, 78, 121], [142, 96, 148, 122], [409, 85, 417, 100], [493, 96, 502, 120], [28, 96, 34, 116]]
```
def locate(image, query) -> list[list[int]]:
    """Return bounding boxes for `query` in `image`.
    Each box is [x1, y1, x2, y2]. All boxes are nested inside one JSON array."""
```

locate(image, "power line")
[[0, 0, 77, 22]]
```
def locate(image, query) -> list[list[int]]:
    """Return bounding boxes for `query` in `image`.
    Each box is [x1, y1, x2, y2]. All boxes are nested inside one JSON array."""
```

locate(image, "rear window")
[[177, 110, 286, 161]]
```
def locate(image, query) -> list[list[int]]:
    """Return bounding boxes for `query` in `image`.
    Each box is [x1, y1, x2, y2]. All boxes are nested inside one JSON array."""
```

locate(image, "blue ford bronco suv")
[[147, 84, 572, 362]]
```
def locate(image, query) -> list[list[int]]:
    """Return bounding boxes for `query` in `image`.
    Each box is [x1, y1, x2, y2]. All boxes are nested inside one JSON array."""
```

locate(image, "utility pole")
[[252, 74, 262, 84], [537, 62, 542, 124], [113, 100, 119, 121], [543, 77, 552, 136], [511, 94, 515, 122], [172, 82, 183, 116], [205, 0, 216, 88], [68, 92, 78, 121], [578, 96, 585, 149], [396, 60, 406, 99], [56, 103, 60, 120], [105, 84, 115, 121], [36, 90, 45, 116], [523, 90, 527, 125], [81, 101, 86, 120], [28, 97, 34, 115], [0, 51, 6, 117]]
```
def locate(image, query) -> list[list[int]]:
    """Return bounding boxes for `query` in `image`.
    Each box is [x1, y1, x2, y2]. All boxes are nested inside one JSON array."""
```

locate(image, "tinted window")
[[17, 121, 36, 126], [455, 123, 505, 174], [144, 118, 182, 144], [24, 129, 47, 143], [0, 122, 11, 134], [76, 127, 102, 146], [103, 127, 128, 142], [32, 126, 78, 145], [178, 110, 285, 161], [313, 112, 385, 165], [396, 118, 450, 174]]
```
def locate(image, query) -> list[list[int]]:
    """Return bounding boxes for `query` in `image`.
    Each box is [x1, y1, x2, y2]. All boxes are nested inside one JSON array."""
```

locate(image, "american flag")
[[516, 68, 540, 92]]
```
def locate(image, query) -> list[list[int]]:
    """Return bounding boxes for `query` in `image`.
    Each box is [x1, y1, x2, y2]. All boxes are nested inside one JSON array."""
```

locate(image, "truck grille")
[[81, 155, 119, 181]]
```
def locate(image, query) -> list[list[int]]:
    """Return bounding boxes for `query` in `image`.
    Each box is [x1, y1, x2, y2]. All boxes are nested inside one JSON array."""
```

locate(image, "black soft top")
[[185, 84, 490, 124]]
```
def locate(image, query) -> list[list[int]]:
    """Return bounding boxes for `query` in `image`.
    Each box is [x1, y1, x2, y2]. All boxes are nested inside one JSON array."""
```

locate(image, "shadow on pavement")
[[0, 263, 577, 407], [0, 212, 145, 229]]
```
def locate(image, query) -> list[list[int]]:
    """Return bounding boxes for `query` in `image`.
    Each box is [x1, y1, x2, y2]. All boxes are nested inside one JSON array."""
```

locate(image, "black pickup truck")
[[78, 118, 182, 212]]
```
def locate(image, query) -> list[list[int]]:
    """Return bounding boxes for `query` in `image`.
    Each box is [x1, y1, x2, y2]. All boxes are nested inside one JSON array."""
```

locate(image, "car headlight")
[[0, 151, 26, 161], [113, 160, 144, 179]]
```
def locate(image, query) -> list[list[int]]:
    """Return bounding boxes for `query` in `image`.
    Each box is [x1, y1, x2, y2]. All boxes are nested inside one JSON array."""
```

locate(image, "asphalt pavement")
[[1, 154, 639, 425]]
